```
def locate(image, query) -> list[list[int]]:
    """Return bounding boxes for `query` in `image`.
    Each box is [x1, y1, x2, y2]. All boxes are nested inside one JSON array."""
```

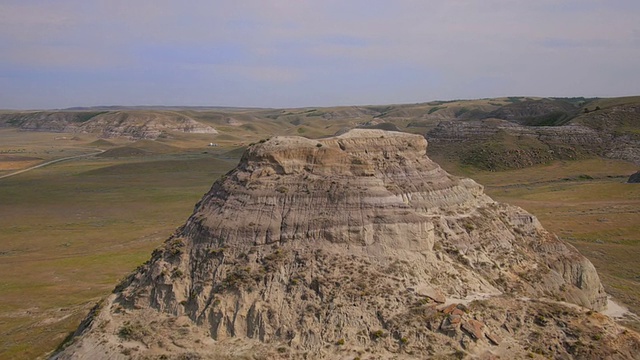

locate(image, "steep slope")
[[571, 102, 640, 164], [486, 98, 581, 126], [426, 120, 609, 170], [79, 111, 217, 139], [425, 98, 640, 170], [53, 130, 639, 359]]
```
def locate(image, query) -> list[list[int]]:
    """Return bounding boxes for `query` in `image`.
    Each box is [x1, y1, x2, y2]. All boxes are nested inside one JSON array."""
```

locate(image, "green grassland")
[[0, 131, 237, 359]]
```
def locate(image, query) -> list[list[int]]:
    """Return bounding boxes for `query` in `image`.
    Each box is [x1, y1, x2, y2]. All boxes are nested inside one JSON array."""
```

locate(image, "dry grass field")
[[0, 123, 638, 358], [0, 130, 237, 359]]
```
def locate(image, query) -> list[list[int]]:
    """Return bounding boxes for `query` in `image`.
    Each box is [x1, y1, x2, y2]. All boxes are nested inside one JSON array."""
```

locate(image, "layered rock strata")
[[54, 129, 637, 360], [427, 116, 640, 168], [0, 111, 217, 139]]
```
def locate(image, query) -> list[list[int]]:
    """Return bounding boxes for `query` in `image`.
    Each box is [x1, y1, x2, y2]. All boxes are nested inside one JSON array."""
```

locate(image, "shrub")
[[171, 268, 184, 279], [166, 238, 185, 256], [118, 321, 148, 341], [453, 349, 466, 359]]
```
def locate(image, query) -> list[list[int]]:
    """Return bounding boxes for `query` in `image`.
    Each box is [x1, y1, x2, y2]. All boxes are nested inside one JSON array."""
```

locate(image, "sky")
[[1, 0, 639, 109]]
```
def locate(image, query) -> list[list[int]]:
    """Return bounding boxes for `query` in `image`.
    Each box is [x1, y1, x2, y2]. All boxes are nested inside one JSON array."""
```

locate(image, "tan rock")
[[414, 285, 446, 303], [462, 319, 485, 340], [486, 332, 501, 346], [443, 304, 458, 315]]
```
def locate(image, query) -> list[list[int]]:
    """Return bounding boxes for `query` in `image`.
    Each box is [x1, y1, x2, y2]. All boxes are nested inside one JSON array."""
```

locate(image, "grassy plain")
[[0, 125, 638, 358], [0, 130, 237, 359]]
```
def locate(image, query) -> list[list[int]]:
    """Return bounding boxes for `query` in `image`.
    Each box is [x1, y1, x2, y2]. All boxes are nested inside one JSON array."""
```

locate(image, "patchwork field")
[[0, 127, 638, 358]]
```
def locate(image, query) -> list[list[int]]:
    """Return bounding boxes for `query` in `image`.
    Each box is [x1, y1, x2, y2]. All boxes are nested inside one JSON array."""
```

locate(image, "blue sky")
[[1, 0, 639, 109]]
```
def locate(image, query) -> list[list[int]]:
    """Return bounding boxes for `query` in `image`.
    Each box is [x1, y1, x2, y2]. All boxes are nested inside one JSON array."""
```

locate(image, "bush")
[[171, 268, 184, 279], [118, 321, 148, 341]]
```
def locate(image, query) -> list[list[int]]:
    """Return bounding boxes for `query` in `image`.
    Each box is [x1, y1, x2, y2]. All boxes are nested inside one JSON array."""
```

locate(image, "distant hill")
[[485, 98, 583, 126], [62, 105, 269, 112], [1, 97, 638, 169], [0, 110, 217, 140], [418, 97, 640, 170], [426, 120, 609, 170]]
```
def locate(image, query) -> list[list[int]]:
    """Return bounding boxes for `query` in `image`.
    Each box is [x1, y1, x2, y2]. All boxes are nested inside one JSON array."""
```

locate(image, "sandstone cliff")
[[53, 130, 639, 359]]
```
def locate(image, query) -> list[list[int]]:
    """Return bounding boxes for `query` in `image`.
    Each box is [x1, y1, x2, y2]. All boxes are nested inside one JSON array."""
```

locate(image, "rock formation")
[[579, 104, 640, 165], [53, 130, 640, 359], [426, 119, 609, 170], [629, 171, 640, 183], [427, 118, 640, 170], [0, 111, 217, 140], [426, 101, 640, 169]]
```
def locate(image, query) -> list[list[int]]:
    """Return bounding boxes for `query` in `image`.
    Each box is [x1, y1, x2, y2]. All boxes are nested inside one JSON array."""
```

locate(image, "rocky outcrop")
[[426, 119, 628, 170], [0, 111, 217, 140], [629, 171, 640, 183], [575, 104, 640, 164], [428, 119, 605, 147], [78, 111, 217, 139], [426, 101, 640, 169], [52, 129, 635, 359]]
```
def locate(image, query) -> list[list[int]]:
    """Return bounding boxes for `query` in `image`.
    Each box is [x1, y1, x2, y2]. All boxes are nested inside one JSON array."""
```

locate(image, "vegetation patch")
[[428, 106, 446, 114], [71, 112, 108, 123], [118, 321, 149, 342]]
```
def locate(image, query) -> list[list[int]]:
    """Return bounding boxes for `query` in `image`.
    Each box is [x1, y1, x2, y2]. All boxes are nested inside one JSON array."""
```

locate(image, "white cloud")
[[0, 0, 638, 108]]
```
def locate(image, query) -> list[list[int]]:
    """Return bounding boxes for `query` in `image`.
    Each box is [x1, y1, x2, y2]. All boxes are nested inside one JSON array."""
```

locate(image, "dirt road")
[[0, 150, 104, 180]]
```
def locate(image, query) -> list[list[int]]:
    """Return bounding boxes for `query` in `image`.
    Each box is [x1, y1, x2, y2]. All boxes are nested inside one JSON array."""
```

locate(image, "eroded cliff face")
[[427, 104, 640, 169], [426, 120, 611, 170], [0, 111, 217, 139], [54, 130, 635, 360]]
